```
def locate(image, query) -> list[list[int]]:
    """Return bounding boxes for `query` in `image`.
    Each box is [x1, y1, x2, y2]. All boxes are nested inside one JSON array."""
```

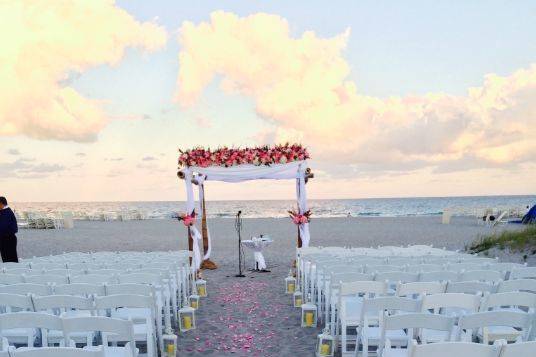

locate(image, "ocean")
[[11, 195, 535, 219]]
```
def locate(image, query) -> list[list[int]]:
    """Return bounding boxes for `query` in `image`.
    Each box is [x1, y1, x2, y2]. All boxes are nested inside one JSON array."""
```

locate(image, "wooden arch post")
[[178, 170, 218, 270]]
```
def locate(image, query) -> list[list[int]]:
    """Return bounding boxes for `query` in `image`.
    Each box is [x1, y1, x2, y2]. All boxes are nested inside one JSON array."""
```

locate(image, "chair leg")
[[341, 321, 347, 354]]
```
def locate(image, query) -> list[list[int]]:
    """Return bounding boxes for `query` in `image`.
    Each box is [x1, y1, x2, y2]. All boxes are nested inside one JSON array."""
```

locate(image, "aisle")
[[177, 263, 321, 356]]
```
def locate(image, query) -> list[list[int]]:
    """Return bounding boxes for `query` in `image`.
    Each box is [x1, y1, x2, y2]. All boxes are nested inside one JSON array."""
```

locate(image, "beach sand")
[[17, 216, 526, 356]]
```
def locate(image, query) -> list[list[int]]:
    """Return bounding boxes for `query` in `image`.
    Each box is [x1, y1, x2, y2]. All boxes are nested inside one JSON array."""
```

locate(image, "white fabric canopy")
[[180, 160, 311, 272], [184, 160, 307, 182]]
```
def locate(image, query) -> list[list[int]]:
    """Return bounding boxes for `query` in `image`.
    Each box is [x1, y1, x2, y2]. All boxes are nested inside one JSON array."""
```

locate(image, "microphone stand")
[[235, 210, 246, 277]]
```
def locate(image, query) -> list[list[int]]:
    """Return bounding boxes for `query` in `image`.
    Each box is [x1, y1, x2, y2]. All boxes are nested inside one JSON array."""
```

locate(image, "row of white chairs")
[[344, 290, 536, 355], [0, 347, 104, 357], [377, 314, 536, 357], [0, 293, 158, 356], [0, 313, 140, 356]]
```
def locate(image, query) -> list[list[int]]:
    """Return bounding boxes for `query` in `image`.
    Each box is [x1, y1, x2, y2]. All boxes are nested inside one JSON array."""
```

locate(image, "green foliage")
[[468, 225, 536, 254]]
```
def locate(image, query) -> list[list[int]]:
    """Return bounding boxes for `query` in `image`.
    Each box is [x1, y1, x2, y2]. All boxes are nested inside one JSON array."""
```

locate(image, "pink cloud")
[[0, 0, 167, 142], [175, 11, 536, 172]]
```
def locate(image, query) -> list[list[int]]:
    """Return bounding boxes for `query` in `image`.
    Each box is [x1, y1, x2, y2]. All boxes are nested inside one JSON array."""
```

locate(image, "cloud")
[[175, 11, 536, 173], [0, 158, 65, 179], [107, 157, 124, 162], [6, 149, 20, 156], [0, 0, 167, 142], [142, 156, 156, 161], [75, 152, 86, 157]]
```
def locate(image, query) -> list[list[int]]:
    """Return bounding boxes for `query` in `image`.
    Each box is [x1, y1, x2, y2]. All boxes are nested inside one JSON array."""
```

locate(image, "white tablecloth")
[[241, 237, 273, 270]]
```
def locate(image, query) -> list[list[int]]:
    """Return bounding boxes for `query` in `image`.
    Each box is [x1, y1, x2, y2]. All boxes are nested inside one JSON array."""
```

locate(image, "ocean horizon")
[[12, 195, 536, 219]]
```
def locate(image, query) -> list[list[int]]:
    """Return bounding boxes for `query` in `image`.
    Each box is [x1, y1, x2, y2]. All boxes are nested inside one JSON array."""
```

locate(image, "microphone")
[[237, 210, 242, 217]]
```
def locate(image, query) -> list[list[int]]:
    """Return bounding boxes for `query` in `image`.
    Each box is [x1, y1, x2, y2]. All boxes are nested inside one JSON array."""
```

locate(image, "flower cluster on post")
[[178, 211, 197, 227], [288, 210, 312, 225], [178, 144, 310, 168]]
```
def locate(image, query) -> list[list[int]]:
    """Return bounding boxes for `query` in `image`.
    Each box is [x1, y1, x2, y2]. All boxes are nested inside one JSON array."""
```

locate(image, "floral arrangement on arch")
[[178, 144, 310, 168], [178, 211, 197, 227], [288, 209, 312, 225]]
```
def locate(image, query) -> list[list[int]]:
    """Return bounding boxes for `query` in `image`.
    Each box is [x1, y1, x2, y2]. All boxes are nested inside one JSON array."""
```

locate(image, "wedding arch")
[[177, 144, 314, 271]]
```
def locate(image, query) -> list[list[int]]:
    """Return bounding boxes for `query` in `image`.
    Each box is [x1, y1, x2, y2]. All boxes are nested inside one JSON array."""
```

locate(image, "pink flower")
[[299, 215, 308, 224]]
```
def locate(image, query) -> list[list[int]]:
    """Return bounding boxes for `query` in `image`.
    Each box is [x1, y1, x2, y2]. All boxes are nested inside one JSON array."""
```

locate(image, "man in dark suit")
[[0, 197, 19, 262]]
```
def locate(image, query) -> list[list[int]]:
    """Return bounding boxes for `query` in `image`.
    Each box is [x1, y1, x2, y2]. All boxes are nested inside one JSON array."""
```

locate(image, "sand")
[[16, 216, 526, 356]]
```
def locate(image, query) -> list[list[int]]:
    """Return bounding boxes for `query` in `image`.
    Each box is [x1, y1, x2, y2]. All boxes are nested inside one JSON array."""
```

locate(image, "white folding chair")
[[420, 293, 481, 342], [11, 347, 105, 357], [379, 313, 455, 357], [365, 265, 400, 274], [457, 311, 533, 344], [447, 263, 485, 273], [356, 297, 420, 357], [105, 284, 163, 355], [62, 317, 136, 357], [95, 295, 157, 357], [33, 295, 95, 345], [338, 281, 388, 355], [407, 340, 501, 357], [0, 312, 62, 348], [0, 274, 25, 285]]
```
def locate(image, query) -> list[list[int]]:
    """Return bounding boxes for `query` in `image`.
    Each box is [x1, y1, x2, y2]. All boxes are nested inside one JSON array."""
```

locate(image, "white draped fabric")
[[241, 237, 273, 270], [180, 161, 310, 271]]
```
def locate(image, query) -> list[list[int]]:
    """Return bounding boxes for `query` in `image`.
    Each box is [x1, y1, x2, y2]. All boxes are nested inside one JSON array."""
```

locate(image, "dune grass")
[[468, 225, 536, 254]]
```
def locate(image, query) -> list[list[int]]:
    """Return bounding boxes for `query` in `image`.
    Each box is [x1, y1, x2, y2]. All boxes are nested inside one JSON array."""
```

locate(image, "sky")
[[1, 0, 535, 202]]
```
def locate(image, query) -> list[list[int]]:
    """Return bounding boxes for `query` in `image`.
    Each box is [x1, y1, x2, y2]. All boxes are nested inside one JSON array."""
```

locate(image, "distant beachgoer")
[[0, 196, 19, 262]]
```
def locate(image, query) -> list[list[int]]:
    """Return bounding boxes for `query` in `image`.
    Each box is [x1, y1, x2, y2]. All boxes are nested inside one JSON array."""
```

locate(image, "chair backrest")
[[11, 347, 105, 357], [62, 316, 135, 356], [69, 274, 114, 285], [24, 274, 69, 285], [33, 295, 94, 314], [421, 293, 481, 314], [0, 284, 50, 296], [360, 296, 421, 323], [457, 311, 533, 341], [406, 264, 444, 273], [374, 272, 419, 283], [339, 281, 388, 297], [365, 265, 400, 273], [446, 281, 494, 294], [0, 311, 62, 338], [0, 273, 25, 285], [95, 294, 155, 313], [497, 279, 536, 293], [487, 262, 525, 274], [396, 282, 446, 297], [480, 292, 536, 312], [330, 272, 374, 287], [53, 283, 106, 297], [459, 270, 504, 283], [510, 267, 536, 280], [105, 284, 154, 297], [0, 312, 62, 347], [380, 313, 455, 353], [448, 263, 485, 273], [408, 340, 501, 357], [116, 273, 161, 285], [419, 271, 458, 282], [498, 341, 536, 357], [0, 293, 34, 312]]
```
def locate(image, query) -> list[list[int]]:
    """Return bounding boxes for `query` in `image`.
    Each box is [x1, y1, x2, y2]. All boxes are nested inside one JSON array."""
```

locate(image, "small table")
[[241, 236, 273, 271]]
